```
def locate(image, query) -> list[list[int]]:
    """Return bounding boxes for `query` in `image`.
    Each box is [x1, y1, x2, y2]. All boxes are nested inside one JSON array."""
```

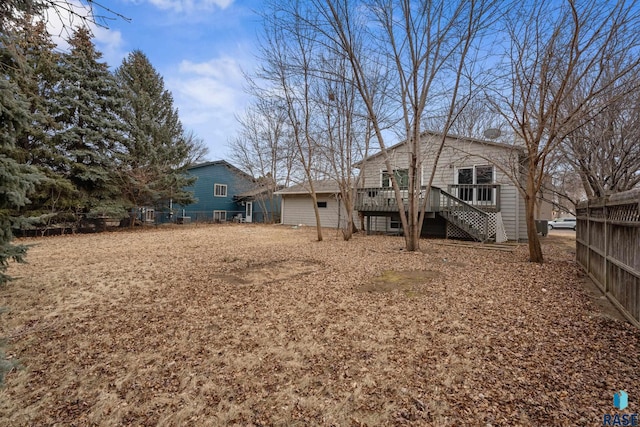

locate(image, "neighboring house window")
[[144, 208, 155, 223], [317, 201, 328, 208], [213, 210, 227, 222], [382, 169, 409, 188], [214, 183, 227, 197]]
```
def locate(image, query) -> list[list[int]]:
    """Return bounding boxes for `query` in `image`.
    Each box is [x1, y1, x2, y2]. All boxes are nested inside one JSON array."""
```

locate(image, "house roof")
[[275, 180, 341, 195], [355, 130, 525, 166], [187, 160, 254, 181], [234, 184, 285, 200]]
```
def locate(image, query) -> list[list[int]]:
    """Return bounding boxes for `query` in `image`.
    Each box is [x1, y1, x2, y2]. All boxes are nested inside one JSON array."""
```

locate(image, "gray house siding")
[[358, 133, 529, 241]]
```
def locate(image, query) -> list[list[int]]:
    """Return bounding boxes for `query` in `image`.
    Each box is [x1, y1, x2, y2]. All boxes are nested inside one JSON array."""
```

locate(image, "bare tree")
[[492, 0, 640, 262], [423, 96, 508, 142], [257, 1, 329, 241], [315, 53, 373, 240], [230, 99, 295, 187], [561, 75, 640, 198], [308, 0, 497, 251], [182, 130, 210, 166], [254, 1, 495, 248], [229, 98, 296, 222], [2, 1, 129, 34]]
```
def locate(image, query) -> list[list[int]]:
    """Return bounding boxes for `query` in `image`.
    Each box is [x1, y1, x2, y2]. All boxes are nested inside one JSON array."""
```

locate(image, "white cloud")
[[93, 27, 127, 67], [146, 0, 234, 13], [42, 0, 91, 50], [167, 56, 251, 158], [178, 57, 245, 85], [43, 0, 126, 66]]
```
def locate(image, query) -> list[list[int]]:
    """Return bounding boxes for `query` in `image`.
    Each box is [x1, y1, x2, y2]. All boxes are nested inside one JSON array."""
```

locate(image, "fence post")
[[604, 202, 608, 294], [586, 199, 590, 274]]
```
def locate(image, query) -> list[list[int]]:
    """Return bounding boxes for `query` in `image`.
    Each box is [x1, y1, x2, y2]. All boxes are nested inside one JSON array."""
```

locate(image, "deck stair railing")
[[438, 189, 491, 242]]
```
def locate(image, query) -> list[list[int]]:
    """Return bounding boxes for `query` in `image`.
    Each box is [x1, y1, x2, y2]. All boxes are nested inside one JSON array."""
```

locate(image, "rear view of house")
[[354, 132, 551, 242]]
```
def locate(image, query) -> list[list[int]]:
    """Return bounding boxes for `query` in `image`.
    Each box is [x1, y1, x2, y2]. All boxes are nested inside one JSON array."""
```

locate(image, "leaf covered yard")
[[0, 225, 638, 426]]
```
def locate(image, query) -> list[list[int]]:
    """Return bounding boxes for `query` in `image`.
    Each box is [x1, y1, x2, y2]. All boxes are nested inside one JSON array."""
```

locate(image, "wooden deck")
[[355, 185, 503, 242], [354, 185, 500, 213]]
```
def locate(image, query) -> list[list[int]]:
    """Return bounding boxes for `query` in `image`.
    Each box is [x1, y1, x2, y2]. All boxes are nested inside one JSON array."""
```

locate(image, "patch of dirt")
[[0, 224, 638, 426], [214, 259, 322, 286], [543, 232, 577, 254], [357, 269, 441, 295]]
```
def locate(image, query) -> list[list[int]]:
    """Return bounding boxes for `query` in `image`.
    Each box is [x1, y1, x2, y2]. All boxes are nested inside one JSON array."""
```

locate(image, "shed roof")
[[235, 184, 285, 200], [275, 180, 341, 195]]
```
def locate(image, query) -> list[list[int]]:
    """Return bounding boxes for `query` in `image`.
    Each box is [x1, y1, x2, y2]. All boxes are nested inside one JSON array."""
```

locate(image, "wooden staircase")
[[437, 189, 492, 242]]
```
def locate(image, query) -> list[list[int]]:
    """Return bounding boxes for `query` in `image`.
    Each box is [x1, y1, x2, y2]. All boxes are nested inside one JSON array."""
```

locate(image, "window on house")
[[476, 165, 494, 202], [457, 167, 474, 201], [144, 209, 155, 223], [390, 216, 401, 230], [456, 165, 494, 203], [213, 210, 227, 222], [382, 169, 409, 188], [317, 201, 328, 208], [214, 184, 227, 197]]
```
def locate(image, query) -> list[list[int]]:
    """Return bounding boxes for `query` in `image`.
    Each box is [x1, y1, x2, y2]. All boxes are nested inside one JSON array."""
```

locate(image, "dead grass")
[[0, 224, 638, 426]]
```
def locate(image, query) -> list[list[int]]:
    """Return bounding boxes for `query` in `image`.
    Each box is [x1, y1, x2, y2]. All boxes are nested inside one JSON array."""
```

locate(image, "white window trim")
[[214, 183, 227, 197], [454, 165, 495, 185], [453, 165, 496, 204], [213, 210, 227, 222]]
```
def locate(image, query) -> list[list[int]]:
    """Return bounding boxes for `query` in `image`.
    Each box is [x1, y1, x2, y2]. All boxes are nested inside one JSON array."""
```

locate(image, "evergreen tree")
[[114, 50, 198, 221], [13, 18, 78, 228], [0, 28, 39, 284], [53, 27, 126, 222]]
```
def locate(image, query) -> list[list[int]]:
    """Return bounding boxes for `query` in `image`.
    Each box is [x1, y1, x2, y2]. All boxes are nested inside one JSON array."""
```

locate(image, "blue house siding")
[[175, 161, 254, 222], [170, 160, 280, 223]]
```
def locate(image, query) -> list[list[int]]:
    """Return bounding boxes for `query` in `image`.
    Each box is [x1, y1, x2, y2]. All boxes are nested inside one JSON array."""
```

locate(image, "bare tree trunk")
[[308, 181, 323, 242], [341, 194, 353, 241], [525, 171, 543, 262]]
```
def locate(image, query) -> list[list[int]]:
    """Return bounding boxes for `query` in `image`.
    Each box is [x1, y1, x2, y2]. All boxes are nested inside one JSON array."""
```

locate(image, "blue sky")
[[52, 0, 264, 161]]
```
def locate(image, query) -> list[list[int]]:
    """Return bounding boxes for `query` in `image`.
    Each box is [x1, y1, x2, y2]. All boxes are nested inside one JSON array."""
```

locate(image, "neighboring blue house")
[[175, 160, 280, 223]]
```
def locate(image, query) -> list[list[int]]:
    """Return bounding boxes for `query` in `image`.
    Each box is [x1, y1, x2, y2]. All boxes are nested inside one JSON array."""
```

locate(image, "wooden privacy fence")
[[576, 189, 640, 328]]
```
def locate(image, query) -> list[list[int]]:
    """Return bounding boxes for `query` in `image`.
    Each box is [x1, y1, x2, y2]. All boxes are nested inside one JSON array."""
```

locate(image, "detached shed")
[[276, 180, 352, 229]]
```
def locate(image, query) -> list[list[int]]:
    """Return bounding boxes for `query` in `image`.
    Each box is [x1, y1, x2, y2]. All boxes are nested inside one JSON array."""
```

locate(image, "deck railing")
[[354, 186, 441, 212], [447, 184, 500, 211], [355, 185, 498, 242], [355, 184, 500, 213]]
